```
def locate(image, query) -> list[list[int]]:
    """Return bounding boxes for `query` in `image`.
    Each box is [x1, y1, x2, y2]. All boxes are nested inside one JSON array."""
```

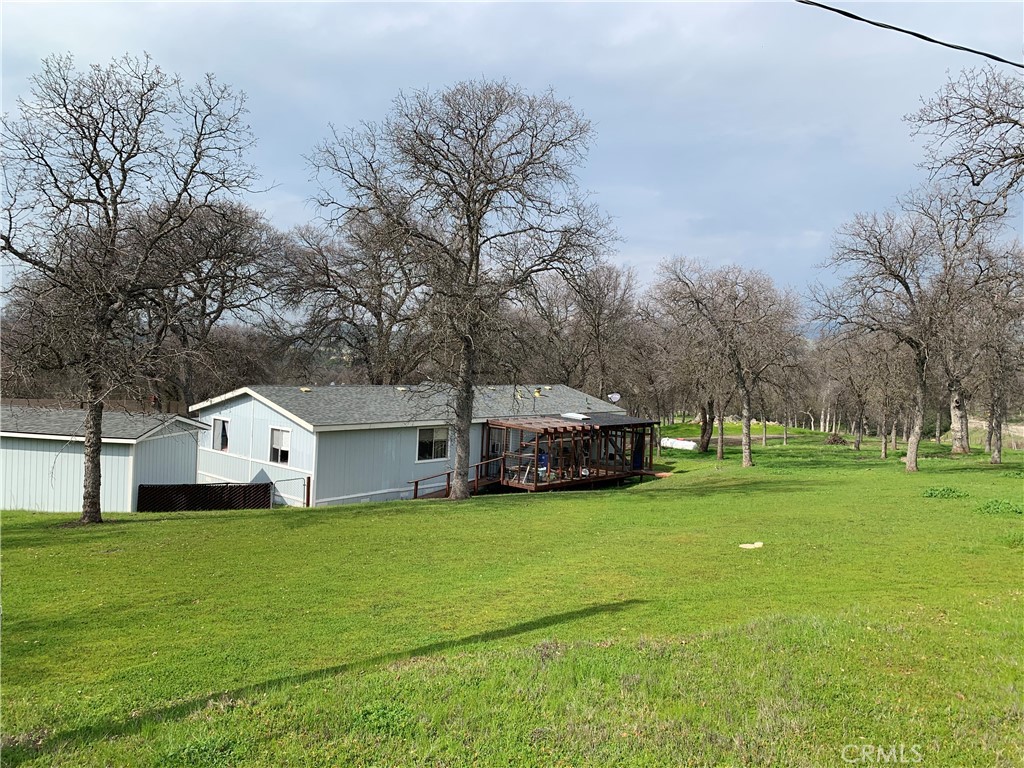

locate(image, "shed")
[[0, 405, 208, 512]]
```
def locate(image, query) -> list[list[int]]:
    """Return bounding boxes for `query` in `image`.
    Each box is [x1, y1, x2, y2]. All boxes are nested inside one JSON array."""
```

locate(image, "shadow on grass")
[[2, 599, 646, 765]]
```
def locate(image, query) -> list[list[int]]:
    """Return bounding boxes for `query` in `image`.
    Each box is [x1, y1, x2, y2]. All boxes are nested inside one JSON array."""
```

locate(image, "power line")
[[795, 0, 1024, 70]]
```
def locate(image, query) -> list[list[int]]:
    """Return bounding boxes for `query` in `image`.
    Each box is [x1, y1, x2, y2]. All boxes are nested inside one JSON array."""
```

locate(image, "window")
[[270, 428, 291, 464], [417, 427, 448, 461], [212, 418, 229, 451]]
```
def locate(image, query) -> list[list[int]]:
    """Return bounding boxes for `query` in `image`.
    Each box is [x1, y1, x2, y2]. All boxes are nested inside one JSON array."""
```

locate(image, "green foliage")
[[2, 434, 1021, 767], [1003, 529, 1024, 549], [922, 486, 969, 498], [977, 499, 1023, 515]]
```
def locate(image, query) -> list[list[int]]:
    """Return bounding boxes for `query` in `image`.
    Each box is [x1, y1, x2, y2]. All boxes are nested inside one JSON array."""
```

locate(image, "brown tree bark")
[[698, 399, 714, 453], [740, 388, 754, 468], [447, 334, 477, 501], [81, 382, 104, 524], [948, 385, 971, 454], [905, 360, 927, 472], [990, 398, 1003, 464], [716, 408, 725, 461]]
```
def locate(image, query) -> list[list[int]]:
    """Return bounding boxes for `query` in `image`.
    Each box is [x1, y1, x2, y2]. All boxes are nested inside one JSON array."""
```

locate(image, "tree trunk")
[[820, 407, 826, 433], [880, 413, 888, 459], [447, 344, 476, 501], [698, 399, 714, 453], [891, 421, 898, 451], [761, 412, 767, 447], [984, 412, 993, 453], [990, 398, 1003, 465], [853, 410, 863, 451], [783, 420, 788, 446], [934, 406, 942, 443], [948, 385, 970, 454], [905, 358, 927, 472], [803, 411, 815, 431], [81, 384, 105, 524], [740, 389, 754, 467], [716, 408, 725, 461]]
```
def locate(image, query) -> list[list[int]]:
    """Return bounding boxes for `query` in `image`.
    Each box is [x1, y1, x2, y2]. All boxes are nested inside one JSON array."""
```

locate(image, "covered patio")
[[480, 412, 658, 492]]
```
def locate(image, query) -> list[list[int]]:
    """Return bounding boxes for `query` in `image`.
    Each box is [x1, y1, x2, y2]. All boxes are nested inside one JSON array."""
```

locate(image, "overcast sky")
[[3, 1, 1021, 289]]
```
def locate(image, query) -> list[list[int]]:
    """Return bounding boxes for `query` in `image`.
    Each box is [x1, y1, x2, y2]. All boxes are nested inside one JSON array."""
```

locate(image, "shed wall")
[[134, 430, 200, 508], [1, 437, 134, 512]]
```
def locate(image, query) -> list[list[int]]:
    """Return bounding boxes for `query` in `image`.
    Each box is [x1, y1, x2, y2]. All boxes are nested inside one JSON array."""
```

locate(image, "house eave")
[[189, 387, 315, 432], [0, 431, 138, 445]]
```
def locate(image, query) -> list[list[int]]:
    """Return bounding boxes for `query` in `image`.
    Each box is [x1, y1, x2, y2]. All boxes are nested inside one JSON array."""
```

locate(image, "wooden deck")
[[410, 412, 658, 499]]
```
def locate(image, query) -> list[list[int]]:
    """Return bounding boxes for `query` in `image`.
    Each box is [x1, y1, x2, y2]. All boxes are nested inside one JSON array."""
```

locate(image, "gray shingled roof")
[[236, 384, 623, 428], [0, 405, 201, 441]]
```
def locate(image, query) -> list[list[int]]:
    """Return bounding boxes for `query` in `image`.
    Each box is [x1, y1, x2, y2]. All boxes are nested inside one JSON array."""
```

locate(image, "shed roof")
[[0, 405, 207, 442], [191, 384, 623, 429]]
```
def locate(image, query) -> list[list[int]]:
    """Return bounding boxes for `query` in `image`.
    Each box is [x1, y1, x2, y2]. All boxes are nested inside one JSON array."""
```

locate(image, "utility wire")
[[795, 0, 1024, 70]]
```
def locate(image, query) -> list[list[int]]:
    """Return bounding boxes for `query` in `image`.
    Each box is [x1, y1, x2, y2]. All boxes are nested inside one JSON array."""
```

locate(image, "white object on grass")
[[739, 542, 764, 549], [660, 438, 698, 450]]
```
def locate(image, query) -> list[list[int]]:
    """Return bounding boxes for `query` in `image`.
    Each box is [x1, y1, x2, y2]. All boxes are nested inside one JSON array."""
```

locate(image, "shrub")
[[977, 499, 1023, 515], [922, 487, 969, 499]]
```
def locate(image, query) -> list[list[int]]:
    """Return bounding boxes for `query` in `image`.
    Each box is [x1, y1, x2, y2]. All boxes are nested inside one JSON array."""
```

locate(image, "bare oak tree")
[[279, 221, 429, 385], [310, 79, 611, 499], [813, 185, 1006, 470], [659, 259, 802, 467], [141, 202, 284, 407], [1, 53, 256, 522], [909, 66, 1024, 207]]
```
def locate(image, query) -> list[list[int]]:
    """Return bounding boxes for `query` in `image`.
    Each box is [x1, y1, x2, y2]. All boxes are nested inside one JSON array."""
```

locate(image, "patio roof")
[[486, 412, 656, 434]]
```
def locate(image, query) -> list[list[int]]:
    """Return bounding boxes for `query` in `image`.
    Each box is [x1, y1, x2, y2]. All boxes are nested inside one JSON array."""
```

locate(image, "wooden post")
[[413, 479, 420, 499], [649, 425, 655, 469]]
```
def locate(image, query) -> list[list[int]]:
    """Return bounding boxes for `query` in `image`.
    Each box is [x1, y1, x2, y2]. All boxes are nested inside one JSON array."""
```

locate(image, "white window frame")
[[269, 426, 292, 465], [415, 426, 449, 463], [212, 417, 230, 452]]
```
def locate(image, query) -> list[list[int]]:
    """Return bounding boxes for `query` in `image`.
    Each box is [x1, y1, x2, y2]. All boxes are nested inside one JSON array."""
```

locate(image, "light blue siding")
[[134, 430, 200, 508], [313, 423, 485, 505], [194, 395, 314, 472], [1, 437, 133, 512], [194, 394, 314, 506], [196, 448, 310, 505]]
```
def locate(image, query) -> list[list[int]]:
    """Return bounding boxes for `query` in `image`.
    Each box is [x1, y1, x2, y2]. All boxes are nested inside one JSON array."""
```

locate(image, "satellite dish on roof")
[[607, 392, 621, 403]]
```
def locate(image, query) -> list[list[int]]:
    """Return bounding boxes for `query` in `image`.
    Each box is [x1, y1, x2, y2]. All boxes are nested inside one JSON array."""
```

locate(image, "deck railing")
[[409, 455, 505, 499]]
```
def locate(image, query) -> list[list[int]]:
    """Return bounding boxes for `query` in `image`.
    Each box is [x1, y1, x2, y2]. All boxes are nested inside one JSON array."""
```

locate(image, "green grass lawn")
[[2, 435, 1022, 766]]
